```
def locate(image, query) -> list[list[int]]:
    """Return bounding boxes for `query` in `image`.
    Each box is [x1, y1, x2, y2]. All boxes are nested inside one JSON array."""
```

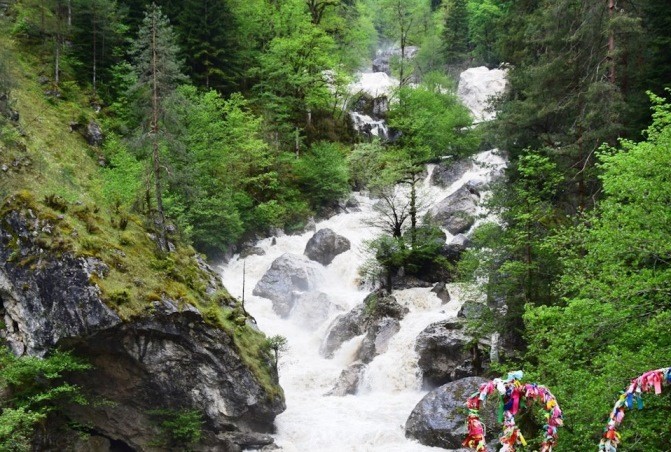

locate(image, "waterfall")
[[219, 67, 507, 451]]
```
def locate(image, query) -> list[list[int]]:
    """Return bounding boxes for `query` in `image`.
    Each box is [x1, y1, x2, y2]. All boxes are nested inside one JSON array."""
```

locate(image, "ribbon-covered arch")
[[463, 371, 563, 452], [599, 366, 671, 451]]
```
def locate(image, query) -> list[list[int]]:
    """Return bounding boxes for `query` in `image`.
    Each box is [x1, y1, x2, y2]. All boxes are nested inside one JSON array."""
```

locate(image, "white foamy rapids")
[[350, 72, 399, 99], [219, 151, 503, 452], [349, 112, 389, 139], [457, 66, 508, 123]]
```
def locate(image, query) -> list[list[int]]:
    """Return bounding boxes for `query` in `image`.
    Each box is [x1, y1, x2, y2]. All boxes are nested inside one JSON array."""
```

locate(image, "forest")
[[0, 0, 671, 450]]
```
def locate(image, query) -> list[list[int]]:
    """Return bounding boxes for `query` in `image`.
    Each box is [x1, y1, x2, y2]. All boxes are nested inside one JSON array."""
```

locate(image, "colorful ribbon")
[[598, 366, 671, 451], [462, 371, 564, 452]]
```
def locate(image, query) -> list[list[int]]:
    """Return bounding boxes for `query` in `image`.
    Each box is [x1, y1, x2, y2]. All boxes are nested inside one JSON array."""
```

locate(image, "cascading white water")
[[219, 67, 508, 451]]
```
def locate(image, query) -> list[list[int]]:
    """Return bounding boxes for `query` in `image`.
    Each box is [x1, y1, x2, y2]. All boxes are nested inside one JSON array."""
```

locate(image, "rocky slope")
[[0, 195, 285, 451]]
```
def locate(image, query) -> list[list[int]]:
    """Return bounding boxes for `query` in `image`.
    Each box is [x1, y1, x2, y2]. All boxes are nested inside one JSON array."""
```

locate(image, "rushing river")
[[219, 67, 507, 451]]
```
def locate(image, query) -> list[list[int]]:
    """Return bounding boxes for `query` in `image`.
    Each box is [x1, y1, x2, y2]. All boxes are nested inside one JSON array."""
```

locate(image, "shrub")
[[294, 142, 350, 209]]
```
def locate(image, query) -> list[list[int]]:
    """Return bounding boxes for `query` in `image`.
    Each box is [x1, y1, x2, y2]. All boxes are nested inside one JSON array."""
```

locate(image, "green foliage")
[[347, 140, 386, 190], [0, 349, 90, 451], [101, 134, 143, 210], [149, 408, 203, 449], [294, 141, 350, 209], [466, 0, 503, 66], [523, 95, 671, 449], [442, 0, 470, 64], [388, 84, 476, 160]]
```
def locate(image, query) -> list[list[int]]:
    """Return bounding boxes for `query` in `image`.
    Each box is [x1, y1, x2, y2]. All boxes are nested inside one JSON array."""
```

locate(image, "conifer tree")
[[129, 3, 185, 252], [441, 0, 469, 65], [176, 0, 239, 93]]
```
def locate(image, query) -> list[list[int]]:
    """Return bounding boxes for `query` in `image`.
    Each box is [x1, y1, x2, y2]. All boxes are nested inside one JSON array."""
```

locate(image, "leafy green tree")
[[460, 152, 563, 345], [101, 134, 143, 210], [0, 349, 90, 451], [388, 83, 476, 160], [293, 141, 349, 211], [263, 335, 288, 376], [254, 20, 339, 149], [163, 87, 278, 253], [129, 3, 186, 252], [377, 0, 430, 85], [466, 0, 502, 66]]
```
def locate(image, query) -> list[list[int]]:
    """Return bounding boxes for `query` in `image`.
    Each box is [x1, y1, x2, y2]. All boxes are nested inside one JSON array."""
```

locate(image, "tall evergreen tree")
[[71, 0, 127, 94], [441, 0, 469, 65], [176, 0, 239, 93], [129, 3, 186, 252]]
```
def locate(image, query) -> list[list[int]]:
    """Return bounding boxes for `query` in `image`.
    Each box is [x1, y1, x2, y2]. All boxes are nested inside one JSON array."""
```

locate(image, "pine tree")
[[129, 3, 186, 252], [71, 0, 127, 94], [176, 0, 239, 93], [441, 0, 469, 65]]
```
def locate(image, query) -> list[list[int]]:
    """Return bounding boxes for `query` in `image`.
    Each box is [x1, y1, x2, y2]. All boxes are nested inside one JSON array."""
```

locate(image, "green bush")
[[294, 142, 350, 209], [0, 349, 90, 451], [149, 409, 202, 449]]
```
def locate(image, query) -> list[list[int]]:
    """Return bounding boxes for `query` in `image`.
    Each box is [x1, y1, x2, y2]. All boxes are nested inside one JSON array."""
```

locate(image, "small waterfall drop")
[[219, 67, 507, 451]]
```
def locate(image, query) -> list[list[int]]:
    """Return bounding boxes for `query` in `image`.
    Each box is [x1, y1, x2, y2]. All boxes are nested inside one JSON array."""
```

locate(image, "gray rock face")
[[326, 362, 367, 396], [415, 320, 489, 388], [85, 121, 104, 146], [430, 159, 474, 188], [304, 228, 351, 266], [240, 246, 266, 258], [320, 304, 366, 358], [358, 317, 400, 363], [67, 301, 285, 450], [442, 234, 471, 262], [372, 46, 419, 76], [0, 206, 285, 451], [252, 253, 323, 317], [321, 290, 407, 359], [405, 377, 499, 448], [0, 211, 121, 356], [458, 299, 490, 321], [431, 186, 480, 235], [431, 282, 451, 304]]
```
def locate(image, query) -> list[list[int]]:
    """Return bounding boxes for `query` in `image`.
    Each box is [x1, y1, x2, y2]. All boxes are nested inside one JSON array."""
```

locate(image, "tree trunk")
[[608, 0, 616, 84], [151, 12, 168, 253], [409, 178, 417, 248], [92, 6, 97, 93], [54, 38, 60, 85]]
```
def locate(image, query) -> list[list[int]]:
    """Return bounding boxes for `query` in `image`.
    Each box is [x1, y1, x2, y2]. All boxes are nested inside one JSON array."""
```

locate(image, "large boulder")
[[320, 304, 366, 358], [325, 361, 367, 396], [457, 66, 508, 123], [320, 290, 407, 358], [405, 377, 499, 448], [304, 228, 351, 266], [85, 121, 104, 146], [430, 159, 474, 188], [252, 253, 323, 317], [415, 320, 489, 388], [357, 317, 400, 363], [430, 186, 480, 235], [442, 234, 471, 263], [67, 301, 285, 449]]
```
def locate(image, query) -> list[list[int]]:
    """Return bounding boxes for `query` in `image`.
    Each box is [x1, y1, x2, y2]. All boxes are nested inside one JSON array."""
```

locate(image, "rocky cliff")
[[0, 194, 285, 451]]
